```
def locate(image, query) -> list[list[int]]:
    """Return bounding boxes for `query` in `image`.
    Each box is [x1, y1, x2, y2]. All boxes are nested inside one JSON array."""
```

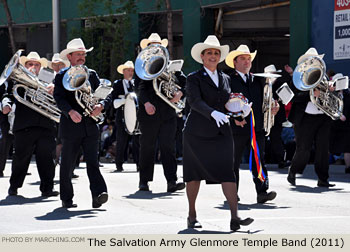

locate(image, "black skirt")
[[183, 131, 236, 183]]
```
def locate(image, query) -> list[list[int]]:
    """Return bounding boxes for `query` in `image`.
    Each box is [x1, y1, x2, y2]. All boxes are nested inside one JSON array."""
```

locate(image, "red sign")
[[335, 0, 350, 11]]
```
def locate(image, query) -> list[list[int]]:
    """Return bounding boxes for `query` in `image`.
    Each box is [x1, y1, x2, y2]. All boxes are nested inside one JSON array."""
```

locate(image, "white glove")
[[113, 98, 126, 109], [242, 102, 252, 117], [211, 110, 229, 127]]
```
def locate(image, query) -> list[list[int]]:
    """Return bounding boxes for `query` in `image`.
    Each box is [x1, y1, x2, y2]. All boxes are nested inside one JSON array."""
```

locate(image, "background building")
[[0, 0, 347, 78]]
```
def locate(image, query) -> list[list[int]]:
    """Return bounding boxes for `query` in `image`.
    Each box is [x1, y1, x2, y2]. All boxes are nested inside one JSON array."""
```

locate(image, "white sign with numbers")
[[334, 0, 350, 59]]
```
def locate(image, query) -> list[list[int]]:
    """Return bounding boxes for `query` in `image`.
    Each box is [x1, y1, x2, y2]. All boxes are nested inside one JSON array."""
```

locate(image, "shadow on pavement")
[[288, 185, 344, 193], [178, 228, 262, 234], [216, 200, 290, 211], [35, 207, 106, 221], [0, 195, 56, 206], [123, 190, 184, 200]]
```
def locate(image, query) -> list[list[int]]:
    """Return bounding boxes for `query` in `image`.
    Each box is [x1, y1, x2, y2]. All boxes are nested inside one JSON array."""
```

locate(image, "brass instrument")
[[62, 65, 112, 123], [0, 50, 61, 123], [293, 56, 343, 120], [135, 44, 185, 114], [254, 72, 281, 136]]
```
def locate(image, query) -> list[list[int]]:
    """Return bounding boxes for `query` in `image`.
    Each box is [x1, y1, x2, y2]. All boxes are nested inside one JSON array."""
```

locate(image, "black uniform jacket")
[[108, 79, 135, 123], [135, 71, 186, 122], [3, 79, 55, 133], [229, 70, 265, 135], [0, 82, 10, 129], [184, 68, 232, 138], [53, 67, 111, 139], [287, 89, 311, 127]]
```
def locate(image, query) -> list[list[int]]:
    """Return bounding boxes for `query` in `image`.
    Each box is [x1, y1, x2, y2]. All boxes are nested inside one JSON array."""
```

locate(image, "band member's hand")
[[234, 119, 247, 127], [46, 83, 55, 95], [170, 91, 183, 103], [2, 105, 11, 115], [144, 102, 156, 115], [284, 65, 293, 76], [242, 102, 252, 117], [91, 104, 104, 117], [329, 85, 335, 92], [68, 109, 82, 123], [211, 110, 229, 127], [313, 88, 321, 98], [271, 100, 280, 115], [340, 115, 347, 121]]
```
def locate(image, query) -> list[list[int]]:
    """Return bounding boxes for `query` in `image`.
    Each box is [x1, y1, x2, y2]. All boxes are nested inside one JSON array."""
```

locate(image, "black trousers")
[[9, 127, 56, 192], [233, 131, 269, 194], [290, 113, 331, 181], [115, 121, 139, 168], [0, 123, 13, 173], [139, 116, 177, 183], [268, 124, 285, 163], [60, 135, 107, 203]]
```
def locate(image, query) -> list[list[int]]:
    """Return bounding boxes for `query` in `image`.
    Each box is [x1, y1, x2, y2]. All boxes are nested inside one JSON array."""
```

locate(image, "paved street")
[[0, 160, 350, 234]]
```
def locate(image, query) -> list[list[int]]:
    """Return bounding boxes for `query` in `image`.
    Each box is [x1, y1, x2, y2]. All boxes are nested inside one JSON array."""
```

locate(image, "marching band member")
[[4, 52, 59, 197], [225, 45, 278, 204], [183, 35, 253, 231], [48, 53, 70, 74], [135, 33, 186, 192], [53, 38, 110, 208], [108, 60, 139, 172], [287, 48, 335, 187], [0, 82, 14, 177]]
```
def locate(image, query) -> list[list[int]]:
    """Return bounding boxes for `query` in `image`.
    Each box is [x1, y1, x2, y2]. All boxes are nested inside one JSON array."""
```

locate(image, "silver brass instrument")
[[135, 44, 185, 114], [0, 50, 61, 123], [293, 56, 343, 120], [254, 72, 281, 136], [62, 65, 112, 123]]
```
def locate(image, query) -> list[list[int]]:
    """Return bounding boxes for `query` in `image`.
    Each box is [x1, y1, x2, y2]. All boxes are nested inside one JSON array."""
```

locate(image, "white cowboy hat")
[[332, 73, 343, 80], [140, 33, 168, 49], [19, 51, 48, 68], [117, 60, 134, 74], [264, 64, 281, 73], [225, 44, 257, 69], [48, 53, 70, 69], [297, 47, 324, 65], [190, 35, 229, 64], [59, 38, 93, 60]]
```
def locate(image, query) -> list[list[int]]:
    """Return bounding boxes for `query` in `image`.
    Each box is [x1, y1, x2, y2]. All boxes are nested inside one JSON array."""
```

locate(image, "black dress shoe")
[[257, 191, 277, 203], [92, 192, 108, 208], [42, 190, 60, 197], [345, 167, 350, 174], [8, 187, 17, 196], [62, 201, 77, 208], [187, 217, 202, 228], [115, 166, 124, 172], [167, 181, 185, 193], [230, 219, 241, 232], [287, 169, 296, 186], [317, 180, 335, 187], [138, 182, 149, 191], [239, 217, 254, 226]]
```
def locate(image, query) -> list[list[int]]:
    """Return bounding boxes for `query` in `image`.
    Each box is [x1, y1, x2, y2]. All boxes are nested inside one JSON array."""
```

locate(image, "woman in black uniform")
[[183, 35, 253, 231]]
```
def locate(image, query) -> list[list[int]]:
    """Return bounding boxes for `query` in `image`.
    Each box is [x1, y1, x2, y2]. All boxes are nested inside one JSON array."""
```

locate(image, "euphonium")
[[135, 44, 185, 114], [0, 50, 61, 123], [293, 56, 343, 120], [62, 65, 111, 123]]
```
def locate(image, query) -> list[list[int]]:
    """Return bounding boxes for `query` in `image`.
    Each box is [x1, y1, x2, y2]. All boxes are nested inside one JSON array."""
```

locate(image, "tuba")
[[0, 50, 61, 123], [293, 56, 343, 120], [62, 65, 112, 123], [135, 44, 185, 115]]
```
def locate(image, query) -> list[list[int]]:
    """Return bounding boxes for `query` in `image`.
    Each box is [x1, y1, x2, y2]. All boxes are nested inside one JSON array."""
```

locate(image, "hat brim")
[[140, 38, 168, 49], [59, 47, 93, 60], [191, 43, 229, 64], [19, 56, 48, 68], [297, 54, 324, 65], [117, 64, 134, 74], [48, 60, 70, 69], [225, 50, 257, 69]]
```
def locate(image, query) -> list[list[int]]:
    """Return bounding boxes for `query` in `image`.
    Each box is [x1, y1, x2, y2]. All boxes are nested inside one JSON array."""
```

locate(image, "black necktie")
[[245, 74, 251, 84], [128, 81, 133, 92]]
